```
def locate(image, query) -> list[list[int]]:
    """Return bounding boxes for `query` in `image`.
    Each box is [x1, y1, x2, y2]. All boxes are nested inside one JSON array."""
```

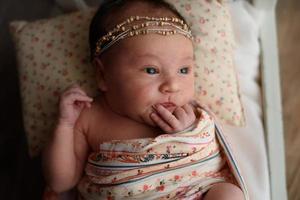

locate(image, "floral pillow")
[[10, 0, 244, 157]]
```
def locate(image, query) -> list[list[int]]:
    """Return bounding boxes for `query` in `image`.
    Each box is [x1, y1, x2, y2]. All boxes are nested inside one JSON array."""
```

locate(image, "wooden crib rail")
[[253, 0, 288, 200]]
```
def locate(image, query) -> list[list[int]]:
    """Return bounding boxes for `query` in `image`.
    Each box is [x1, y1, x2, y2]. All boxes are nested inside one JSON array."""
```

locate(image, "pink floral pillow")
[[166, 0, 244, 124], [10, 0, 244, 157]]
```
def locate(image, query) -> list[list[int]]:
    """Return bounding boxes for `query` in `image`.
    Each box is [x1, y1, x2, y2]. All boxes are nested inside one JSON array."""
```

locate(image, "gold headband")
[[94, 16, 193, 57]]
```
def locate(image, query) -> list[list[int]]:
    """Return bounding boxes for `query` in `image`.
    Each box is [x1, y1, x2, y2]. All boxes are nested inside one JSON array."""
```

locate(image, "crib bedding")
[[49, 1, 271, 199], [224, 1, 270, 200], [12, 0, 271, 199]]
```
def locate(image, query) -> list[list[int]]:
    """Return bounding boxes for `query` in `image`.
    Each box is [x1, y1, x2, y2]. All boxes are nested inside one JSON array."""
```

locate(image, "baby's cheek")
[[190, 80, 195, 95], [139, 85, 157, 97], [184, 82, 195, 97], [131, 87, 155, 107]]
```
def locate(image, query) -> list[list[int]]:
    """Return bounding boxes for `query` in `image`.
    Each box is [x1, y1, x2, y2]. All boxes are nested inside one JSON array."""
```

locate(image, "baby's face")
[[99, 34, 195, 126]]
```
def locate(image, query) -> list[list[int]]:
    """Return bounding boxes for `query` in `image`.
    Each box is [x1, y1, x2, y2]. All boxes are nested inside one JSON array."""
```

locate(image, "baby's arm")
[[150, 103, 196, 133], [43, 85, 93, 193]]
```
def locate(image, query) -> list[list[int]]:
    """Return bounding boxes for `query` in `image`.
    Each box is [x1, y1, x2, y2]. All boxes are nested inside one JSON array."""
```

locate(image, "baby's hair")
[[89, 0, 187, 60]]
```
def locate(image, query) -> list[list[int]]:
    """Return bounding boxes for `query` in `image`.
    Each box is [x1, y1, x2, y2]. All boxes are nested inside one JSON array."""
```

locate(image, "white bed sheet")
[[226, 1, 270, 199]]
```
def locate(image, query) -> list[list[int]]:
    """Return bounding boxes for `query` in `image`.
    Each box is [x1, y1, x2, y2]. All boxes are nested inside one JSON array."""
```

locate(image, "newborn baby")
[[43, 0, 245, 199]]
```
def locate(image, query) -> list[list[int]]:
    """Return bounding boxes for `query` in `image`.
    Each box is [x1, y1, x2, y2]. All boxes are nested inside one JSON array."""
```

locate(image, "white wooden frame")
[[252, 0, 288, 199], [59, 0, 289, 199]]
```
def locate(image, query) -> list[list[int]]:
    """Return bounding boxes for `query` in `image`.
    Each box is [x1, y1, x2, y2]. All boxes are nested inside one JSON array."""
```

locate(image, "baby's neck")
[[96, 95, 160, 131]]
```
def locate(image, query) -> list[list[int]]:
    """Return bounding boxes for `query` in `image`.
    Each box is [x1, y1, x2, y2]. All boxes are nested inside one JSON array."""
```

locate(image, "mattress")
[[225, 1, 270, 199]]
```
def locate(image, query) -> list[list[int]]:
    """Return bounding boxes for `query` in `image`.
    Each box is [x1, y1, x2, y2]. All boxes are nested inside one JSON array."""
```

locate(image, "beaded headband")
[[94, 16, 193, 57]]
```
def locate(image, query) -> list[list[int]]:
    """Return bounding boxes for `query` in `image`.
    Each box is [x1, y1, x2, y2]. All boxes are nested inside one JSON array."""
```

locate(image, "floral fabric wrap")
[[77, 108, 245, 200]]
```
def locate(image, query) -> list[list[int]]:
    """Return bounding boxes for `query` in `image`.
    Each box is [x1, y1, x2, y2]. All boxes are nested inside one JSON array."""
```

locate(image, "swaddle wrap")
[[77, 108, 246, 200]]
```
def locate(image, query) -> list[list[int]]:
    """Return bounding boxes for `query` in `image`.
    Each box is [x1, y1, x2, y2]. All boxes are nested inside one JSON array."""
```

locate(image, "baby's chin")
[[139, 109, 161, 128]]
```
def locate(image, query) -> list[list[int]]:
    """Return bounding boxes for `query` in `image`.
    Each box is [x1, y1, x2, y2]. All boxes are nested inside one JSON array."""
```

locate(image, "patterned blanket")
[[77, 108, 247, 200]]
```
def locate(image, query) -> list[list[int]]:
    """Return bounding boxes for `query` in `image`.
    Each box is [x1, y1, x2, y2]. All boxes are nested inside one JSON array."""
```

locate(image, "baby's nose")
[[159, 77, 180, 93]]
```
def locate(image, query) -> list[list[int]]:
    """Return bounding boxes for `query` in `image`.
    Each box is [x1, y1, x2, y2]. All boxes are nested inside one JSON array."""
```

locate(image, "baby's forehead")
[[91, 0, 194, 60], [116, 35, 193, 62]]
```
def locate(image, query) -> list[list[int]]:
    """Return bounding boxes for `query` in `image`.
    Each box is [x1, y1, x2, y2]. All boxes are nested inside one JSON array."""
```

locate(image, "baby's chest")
[[86, 118, 159, 151]]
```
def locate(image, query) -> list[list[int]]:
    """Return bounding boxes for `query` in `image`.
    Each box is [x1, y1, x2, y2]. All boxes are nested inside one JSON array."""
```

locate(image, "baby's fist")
[[150, 103, 196, 133], [58, 84, 93, 127]]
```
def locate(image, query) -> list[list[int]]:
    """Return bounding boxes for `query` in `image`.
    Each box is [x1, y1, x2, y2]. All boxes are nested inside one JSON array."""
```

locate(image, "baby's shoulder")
[[75, 97, 108, 150], [75, 97, 106, 132]]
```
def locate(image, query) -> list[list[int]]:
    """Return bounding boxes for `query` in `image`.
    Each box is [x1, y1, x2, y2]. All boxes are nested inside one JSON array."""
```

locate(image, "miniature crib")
[[9, 0, 287, 199], [54, 0, 288, 199]]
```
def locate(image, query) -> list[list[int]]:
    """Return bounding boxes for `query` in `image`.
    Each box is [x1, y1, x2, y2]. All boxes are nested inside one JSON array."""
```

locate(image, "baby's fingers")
[[74, 100, 92, 108], [182, 103, 195, 116], [63, 84, 88, 96], [82, 100, 92, 108], [150, 112, 173, 133], [173, 107, 187, 121], [172, 104, 196, 129], [154, 105, 181, 129], [62, 92, 93, 105]]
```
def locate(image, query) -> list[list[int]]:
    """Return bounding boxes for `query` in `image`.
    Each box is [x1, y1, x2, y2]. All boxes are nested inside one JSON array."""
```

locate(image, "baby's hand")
[[58, 84, 93, 127], [150, 103, 196, 133]]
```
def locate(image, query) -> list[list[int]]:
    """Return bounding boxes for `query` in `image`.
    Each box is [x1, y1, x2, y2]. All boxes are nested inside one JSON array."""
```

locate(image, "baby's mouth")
[[160, 102, 176, 107], [159, 102, 177, 113]]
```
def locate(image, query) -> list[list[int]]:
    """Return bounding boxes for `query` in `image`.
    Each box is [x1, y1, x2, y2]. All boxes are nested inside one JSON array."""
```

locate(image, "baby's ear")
[[93, 58, 107, 91]]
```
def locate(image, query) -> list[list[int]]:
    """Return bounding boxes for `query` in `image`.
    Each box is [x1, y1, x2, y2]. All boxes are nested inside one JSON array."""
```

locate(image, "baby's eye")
[[179, 67, 190, 74], [144, 67, 159, 74]]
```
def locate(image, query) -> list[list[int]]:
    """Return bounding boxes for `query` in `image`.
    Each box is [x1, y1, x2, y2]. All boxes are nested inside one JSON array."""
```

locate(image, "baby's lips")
[[153, 103, 177, 113]]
